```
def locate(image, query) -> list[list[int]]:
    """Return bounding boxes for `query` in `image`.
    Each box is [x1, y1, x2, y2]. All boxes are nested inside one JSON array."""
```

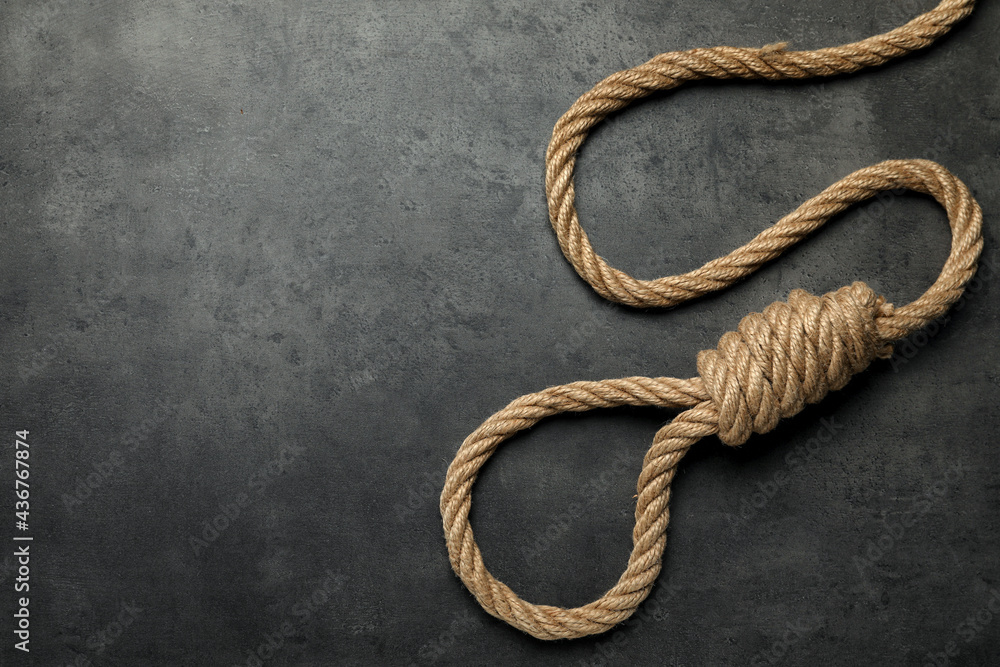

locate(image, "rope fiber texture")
[[440, 0, 982, 641]]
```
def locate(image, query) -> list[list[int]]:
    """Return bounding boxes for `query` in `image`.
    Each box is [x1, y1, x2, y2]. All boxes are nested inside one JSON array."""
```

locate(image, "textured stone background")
[[1, 1, 998, 665]]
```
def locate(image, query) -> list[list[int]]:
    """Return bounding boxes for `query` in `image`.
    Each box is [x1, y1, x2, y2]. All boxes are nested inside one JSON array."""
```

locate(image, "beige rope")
[[441, 0, 982, 641]]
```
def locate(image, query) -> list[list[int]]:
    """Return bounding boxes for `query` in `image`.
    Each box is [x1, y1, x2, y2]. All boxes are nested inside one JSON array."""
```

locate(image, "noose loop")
[[441, 0, 983, 641]]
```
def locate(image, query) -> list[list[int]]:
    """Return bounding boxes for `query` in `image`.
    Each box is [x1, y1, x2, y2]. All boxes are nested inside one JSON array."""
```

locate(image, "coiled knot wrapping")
[[698, 282, 895, 446]]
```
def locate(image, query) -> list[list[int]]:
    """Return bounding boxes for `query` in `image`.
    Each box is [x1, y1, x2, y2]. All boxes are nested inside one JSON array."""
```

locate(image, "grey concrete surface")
[[1, 1, 999, 665]]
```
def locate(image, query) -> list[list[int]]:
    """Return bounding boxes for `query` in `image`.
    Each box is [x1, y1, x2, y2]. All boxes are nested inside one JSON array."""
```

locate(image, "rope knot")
[[696, 282, 894, 446], [444, 0, 983, 640]]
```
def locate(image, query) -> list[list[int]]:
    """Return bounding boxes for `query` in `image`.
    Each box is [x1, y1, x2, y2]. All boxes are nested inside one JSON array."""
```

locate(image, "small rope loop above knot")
[[696, 282, 894, 446]]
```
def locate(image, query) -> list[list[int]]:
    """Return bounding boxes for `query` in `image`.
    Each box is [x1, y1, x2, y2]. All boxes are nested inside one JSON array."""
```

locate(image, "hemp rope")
[[441, 0, 982, 641]]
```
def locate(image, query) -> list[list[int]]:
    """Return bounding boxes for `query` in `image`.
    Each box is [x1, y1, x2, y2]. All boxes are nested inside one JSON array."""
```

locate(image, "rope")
[[441, 0, 982, 641]]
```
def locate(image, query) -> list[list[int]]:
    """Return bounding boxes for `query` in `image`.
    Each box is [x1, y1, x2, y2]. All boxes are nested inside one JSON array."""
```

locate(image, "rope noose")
[[441, 0, 983, 640]]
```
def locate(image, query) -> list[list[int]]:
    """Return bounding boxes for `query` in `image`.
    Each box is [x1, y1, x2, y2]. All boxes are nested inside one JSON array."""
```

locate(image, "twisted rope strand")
[[441, 0, 982, 641], [546, 0, 976, 309]]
